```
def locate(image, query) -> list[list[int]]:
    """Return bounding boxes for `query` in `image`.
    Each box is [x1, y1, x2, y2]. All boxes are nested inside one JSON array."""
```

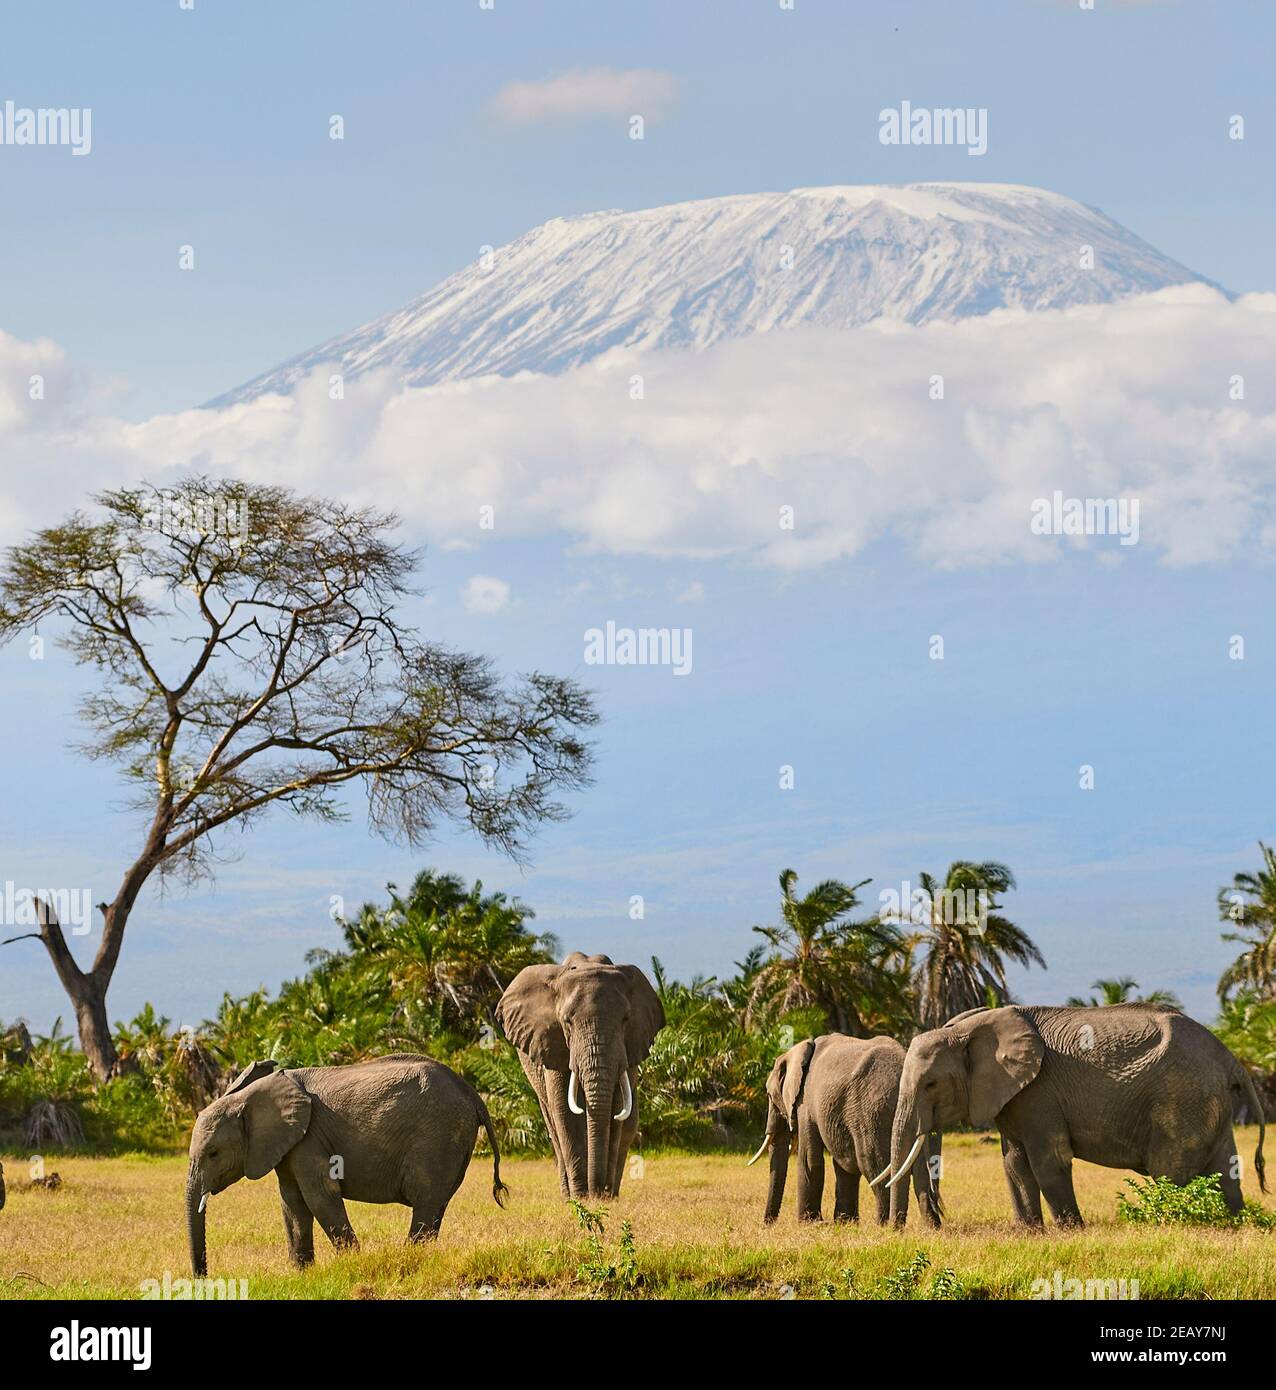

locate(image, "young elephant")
[[751, 1034, 941, 1227], [186, 1054, 505, 1275], [884, 1004, 1268, 1228]]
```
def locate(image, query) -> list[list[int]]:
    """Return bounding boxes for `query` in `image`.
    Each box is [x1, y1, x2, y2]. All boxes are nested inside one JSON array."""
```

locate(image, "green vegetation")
[[5, 1143, 1270, 1301], [6, 838, 1276, 1166], [570, 1201, 641, 1296], [1066, 977, 1183, 1009], [1217, 842, 1276, 1001], [1117, 1174, 1276, 1230]]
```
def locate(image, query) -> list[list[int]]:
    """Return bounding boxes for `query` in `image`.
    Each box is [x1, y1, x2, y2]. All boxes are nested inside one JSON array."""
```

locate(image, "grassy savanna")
[[2, 1130, 1272, 1300]]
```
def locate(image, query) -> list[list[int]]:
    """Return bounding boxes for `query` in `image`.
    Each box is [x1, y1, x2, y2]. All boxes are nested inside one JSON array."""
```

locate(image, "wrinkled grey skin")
[[760, 1035, 940, 1227], [888, 1004, 1268, 1228], [186, 1054, 505, 1275], [496, 953, 665, 1200]]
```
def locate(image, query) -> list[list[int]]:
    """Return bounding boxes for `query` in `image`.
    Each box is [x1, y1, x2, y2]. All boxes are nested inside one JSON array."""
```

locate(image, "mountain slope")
[[210, 183, 1216, 406]]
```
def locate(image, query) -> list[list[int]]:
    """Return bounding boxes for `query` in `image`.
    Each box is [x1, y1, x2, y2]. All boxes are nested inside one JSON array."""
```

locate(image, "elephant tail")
[[476, 1095, 509, 1208], [1236, 1063, 1267, 1194]]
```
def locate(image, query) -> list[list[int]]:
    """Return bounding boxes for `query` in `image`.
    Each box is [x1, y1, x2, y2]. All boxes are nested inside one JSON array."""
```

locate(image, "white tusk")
[[197, 1192, 209, 1214], [567, 1070, 584, 1115], [886, 1134, 927, 1189], [746, 1138, 771, 1167], [613, 1072, 633, 1122], [867, 1163, 893, 1189]]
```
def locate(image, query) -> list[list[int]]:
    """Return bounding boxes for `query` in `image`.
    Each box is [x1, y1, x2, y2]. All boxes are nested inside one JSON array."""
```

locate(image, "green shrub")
[[0, 1018, 195, 1154], [571, 1201, 640, 1296], [1118, 1174, 1276, 1229]]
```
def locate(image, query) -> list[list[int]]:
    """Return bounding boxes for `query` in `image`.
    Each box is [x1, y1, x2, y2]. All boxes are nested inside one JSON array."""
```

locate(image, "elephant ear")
[[960, 1008, 1044, 1129], [241, 1071, 312, 1180], [496, 964, 569, 1070], [224, 1058, 277, 1096], [766, 1039, 815, 1130], [620, 965, 665, 1066]]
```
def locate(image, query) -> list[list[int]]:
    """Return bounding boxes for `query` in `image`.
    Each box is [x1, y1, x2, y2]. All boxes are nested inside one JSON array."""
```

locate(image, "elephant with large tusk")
[[496, 952, 664, 1200], [887, 1003, 1268, 1228], [753, 1034, 941, 1227], [185, 1054, 506, 1276]]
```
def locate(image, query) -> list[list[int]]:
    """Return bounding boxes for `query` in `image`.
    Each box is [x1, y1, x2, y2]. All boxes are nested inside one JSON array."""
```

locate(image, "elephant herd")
[[184, 952, 1268, 1275]]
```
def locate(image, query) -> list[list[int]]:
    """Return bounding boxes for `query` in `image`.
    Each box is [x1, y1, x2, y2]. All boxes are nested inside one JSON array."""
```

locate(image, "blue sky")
[[1, 0, 1274, 1032], [2, 0, 1272, 417]]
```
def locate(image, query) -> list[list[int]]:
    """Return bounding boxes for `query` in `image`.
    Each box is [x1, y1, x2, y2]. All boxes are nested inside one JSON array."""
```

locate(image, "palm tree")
[[351, 869, 557, 1038], [745, 869, 906, 1036], [886, 861, 1045, 1030], [1217, 843, 1276, 1002], [647, 956, 794, 1144], [1066, 977, 1182, 1009]]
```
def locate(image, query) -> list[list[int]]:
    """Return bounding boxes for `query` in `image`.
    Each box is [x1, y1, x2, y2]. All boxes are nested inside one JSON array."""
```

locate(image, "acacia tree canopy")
[[0, 477, 598, 1076]]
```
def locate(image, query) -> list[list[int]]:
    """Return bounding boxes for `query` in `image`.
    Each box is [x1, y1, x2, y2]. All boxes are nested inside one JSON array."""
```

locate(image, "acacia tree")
[[0, 478, 597, 1077]]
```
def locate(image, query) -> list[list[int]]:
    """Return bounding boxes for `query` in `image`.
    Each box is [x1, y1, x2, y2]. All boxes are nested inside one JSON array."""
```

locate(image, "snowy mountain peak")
[[210, 183, 1216, 406]]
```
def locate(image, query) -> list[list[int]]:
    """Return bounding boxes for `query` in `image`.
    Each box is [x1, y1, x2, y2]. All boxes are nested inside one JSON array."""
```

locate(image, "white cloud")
[[674, 581, 705, 603], [461, 575, 510, 614], [2, 285, 1275, 573], [490, 67, 677, 127]]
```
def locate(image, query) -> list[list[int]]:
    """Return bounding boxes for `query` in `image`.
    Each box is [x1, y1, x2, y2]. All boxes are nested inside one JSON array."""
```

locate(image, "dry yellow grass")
[[1, 1129, 1272, 1300]]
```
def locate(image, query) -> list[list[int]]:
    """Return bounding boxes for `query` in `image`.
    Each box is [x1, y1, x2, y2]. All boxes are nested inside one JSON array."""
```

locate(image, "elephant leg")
[[911, 1134, 942, 1229], [609, 1103, 639, 1197], [1000, 1136, 1043, 1228], [832, 1160, 859, 1223], [407, 1203, 444, 1242], [406, 1146, 470, 1243], [873, 1171, 891, 1225], [277, 1171, 315, 1267], [519, 1055, 570, 1197], [1024, 1140, 1082, 1228], [547, 1111, 570, 1198], [795, 1112, 825, 1222], [1207, 1135, 1245, 1215], [294, 1163, 359, 1252]]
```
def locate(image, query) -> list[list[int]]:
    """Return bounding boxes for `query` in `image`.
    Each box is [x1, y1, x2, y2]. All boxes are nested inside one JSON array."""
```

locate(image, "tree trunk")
[[32, 895, 129, 1080], [68, 974, 117, 1079]]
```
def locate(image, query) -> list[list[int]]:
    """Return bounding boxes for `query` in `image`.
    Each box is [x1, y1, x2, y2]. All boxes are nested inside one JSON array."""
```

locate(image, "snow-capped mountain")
[[211, 183, 1215, 406]]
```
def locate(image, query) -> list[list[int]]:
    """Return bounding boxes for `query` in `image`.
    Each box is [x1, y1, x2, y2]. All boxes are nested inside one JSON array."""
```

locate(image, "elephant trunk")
[[186, 1167, 208, 1277], [577, 1032, 625, 1199], [762, 1106, 791, 1224], [888, 1086, 931, 1227]]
